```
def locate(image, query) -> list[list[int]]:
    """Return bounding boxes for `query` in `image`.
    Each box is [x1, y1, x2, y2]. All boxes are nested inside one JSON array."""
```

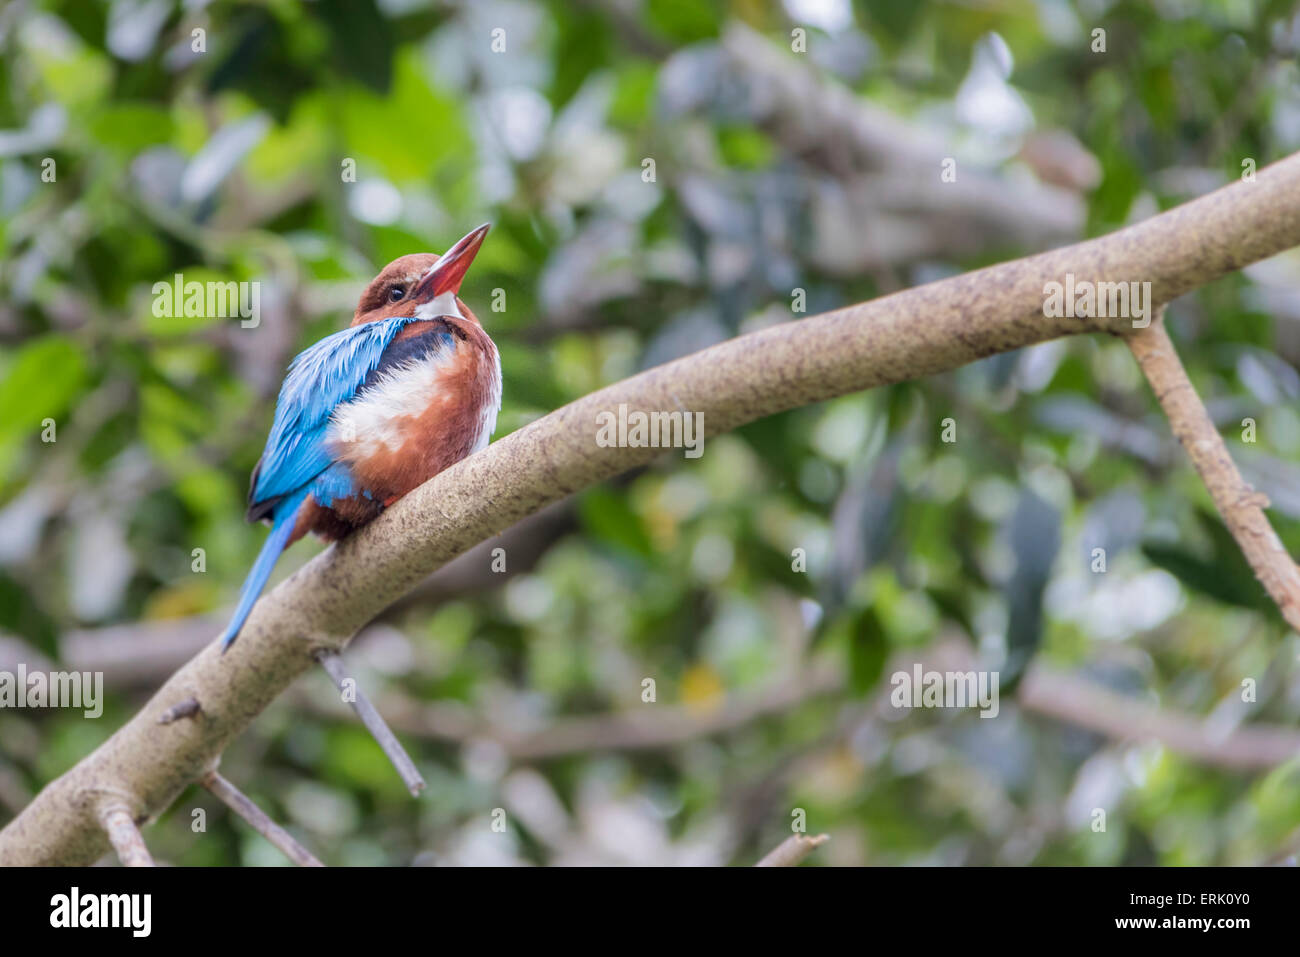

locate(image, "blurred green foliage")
[[2, 0, 1300, 865]]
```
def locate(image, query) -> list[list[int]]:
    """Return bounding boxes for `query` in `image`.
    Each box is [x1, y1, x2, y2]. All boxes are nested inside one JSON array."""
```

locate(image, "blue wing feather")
[[223, 314, 426, 650], [249, 315, 423, 512]]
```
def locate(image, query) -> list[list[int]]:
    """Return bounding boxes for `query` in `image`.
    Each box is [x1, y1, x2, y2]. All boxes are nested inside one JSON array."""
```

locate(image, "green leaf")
[[645, 0, 720, 43], [717, 126, 774, 169], [579, 485, 654, 557], [843, 605, 890, 696], [341, 50, 470, 185], [549, 7, 614, 109], [1142, 509, 1271, 614], [88, 104, 175, 153], [0, 337, 87, 444], [313, 0, 396, 93], [1003, 490, 1061, 683], [609, 63, 658, 129]]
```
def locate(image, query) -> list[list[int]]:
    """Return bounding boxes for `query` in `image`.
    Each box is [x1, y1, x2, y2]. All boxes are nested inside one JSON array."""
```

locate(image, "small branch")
[[158, 697, 202, 724], [202, 771, 323, 867], [755, 833, 829, 867], [61, 616, 222, 688], [1019, 665, 1300, 769], [300, 667, 843, 760], [97, 802, 153, 867], [314, 651, 425, 797], [1126, 314, 1300, 632]]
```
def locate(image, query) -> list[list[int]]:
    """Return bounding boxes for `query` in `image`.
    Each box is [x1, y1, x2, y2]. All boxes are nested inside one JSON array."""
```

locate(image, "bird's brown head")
[[351, 223, 490, 327]]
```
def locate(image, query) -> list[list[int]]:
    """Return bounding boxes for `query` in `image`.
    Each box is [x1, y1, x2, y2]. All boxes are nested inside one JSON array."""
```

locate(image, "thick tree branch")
[[5, 152, 1300, 865]]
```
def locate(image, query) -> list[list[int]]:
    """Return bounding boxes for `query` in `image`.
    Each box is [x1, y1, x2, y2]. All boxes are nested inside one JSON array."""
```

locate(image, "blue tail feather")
[[220, 488, 309, 651]]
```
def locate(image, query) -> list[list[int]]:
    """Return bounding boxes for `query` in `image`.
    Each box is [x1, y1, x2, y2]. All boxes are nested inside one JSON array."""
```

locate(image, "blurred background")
[[3, 0, 1300, 866]]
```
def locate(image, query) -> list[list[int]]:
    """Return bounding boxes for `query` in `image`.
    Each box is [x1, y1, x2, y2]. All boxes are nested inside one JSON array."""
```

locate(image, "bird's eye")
[[388, 286, 405, 303]]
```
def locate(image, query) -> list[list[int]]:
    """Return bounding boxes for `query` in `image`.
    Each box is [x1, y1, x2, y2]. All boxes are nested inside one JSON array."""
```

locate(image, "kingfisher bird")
[[219, 224, 501, 650]]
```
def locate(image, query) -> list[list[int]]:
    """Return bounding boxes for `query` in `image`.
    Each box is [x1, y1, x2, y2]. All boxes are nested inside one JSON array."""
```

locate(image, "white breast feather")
[[327, 336, 501, 459], [327, 352, 453, 456], [474, 346, 503, 454]]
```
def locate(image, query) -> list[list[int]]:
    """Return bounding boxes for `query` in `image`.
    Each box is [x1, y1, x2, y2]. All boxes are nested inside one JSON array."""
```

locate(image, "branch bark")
[[1019, 665, 1300, 770], [202, 772, 324, 867], [5, 152, 1300, 865], [755, 833, 829, 867], [314, 650, 425, 796], [98, 802, 154, 867], [1127, 315, 1300, 630]]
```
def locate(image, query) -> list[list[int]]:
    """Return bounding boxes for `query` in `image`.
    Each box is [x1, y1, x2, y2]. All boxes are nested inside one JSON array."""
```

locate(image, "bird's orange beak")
[[411, 223, 490, 301]]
